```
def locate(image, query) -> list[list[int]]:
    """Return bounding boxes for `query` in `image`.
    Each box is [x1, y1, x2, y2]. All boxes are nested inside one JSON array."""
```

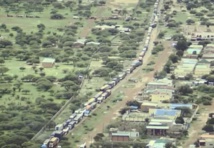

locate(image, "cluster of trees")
[[203, 118, 214, 132]]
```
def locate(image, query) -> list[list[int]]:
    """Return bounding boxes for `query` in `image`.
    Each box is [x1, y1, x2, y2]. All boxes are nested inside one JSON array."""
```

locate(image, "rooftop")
[[154, 109, 180, 117], [170, 103, 193, 109], [111, 131, 139, 138], [142, 102, 158, 106], [42, 58, 55, 63], [146, 125, 169, 129]]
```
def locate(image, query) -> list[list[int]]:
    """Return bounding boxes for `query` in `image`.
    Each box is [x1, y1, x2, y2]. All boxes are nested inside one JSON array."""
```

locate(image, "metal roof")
[[170, 103, 193, 109], [42, 58, 55, 63], [154, 109, 178, 116], [146, 125, 169, 129]]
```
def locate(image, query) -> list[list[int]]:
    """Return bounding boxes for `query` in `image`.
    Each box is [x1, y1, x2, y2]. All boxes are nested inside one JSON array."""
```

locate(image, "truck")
[[55, 124, 64, 131], [73, 114, 83, 124], [84, 98, 96, 106], [118, 72, 127, 80], [100, 84, 111, 91], [108, 81, 116, 88], [97, 96, 104, 103], [139, 51, 146, 57], [102, 90, 111, 99], [112, 77, 120, 84], [54, 131, 64, 140], [94, 91, 103, 99], [69, 113, 77, 120], [62, 127, 70, 135], [84, 110, 91, 116], [48, 137, 59, 148], [68, 121, 76, 130], [131, 60, 142, 68], [126, 66, 135, 74]]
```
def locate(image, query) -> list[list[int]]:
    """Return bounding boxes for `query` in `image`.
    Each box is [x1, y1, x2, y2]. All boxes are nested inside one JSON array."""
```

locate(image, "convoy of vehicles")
[[40, 0, 160, 147]]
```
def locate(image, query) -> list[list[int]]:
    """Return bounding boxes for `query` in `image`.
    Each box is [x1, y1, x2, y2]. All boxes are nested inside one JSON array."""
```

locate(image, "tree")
[[169, 54, 179, 63], [19, 67, 26, 72], [175, 116, 185, 124], [94, 133, 104, 142], [22, 89, 30, 95], [36, 78, 53, 91], [0, 67, 9, 75], [4, 75, 13, 82], [0, 58, 5, 64], [177, 85, 193, 95], [126, 100, 141, 108], [0, 39, 12, 48], [175, 39, 188, 51], [61, 80, 77, 91], [207, 118, 214, 124], [175, 107, 191, 117], [119, 107, 129, 115], [202, 124, 214, 132]]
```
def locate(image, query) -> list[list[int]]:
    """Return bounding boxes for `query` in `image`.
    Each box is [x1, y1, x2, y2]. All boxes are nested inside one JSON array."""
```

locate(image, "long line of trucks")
[[40, 0, 160, 147]]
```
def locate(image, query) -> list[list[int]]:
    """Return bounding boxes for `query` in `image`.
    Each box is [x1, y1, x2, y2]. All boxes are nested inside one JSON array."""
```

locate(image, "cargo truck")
[[48, 137, 59, 148], [55, 124, 63, 131], [100, 84, 111, 91]]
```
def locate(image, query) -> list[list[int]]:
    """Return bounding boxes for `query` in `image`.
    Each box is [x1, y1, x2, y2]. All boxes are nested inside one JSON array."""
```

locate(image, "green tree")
[[0, 67, 9, 75]]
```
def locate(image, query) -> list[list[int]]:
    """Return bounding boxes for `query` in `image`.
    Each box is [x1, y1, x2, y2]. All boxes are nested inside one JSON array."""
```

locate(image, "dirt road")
[[80, 27, 172, 148], [182, 101, 214, 147]]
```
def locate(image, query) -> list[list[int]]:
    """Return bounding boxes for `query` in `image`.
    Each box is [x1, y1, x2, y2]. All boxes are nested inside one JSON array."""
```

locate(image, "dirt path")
[[182, 101, 214, 147], [79, 5, 106, 38]]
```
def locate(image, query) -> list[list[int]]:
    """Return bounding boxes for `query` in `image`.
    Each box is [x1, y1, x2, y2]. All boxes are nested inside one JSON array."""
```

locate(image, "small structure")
[[146, 138, 175, 148], [202, 44, 214, 61], [110, 131, 139, 142], [169, 103, 193, 110], [146, 125, 169, 136], [73, 38, 87, 48], [184, 45, 203, 59], [150, 109, 181, 119], [42, 58, 55, 68], [191, 32, 214, 41], [141, 102, 158, 112], [194, 59, 211, 77]]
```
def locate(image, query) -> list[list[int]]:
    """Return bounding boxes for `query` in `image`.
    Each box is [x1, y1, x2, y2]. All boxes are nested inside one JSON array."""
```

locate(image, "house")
[[202, 44, 214, 60], [73, 38, 87, 48], [110, 131, 139, 142], [194, 59, 211, 77], [184, 45, 203, 58], [141, 102, 158, 112], [191, 32, 214, 41], [42, 58, 55, 68]]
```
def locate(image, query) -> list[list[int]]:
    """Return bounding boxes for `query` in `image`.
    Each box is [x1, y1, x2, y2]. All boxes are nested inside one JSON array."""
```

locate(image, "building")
[[194, 59, 211, 77], [150, 118, 174, 126], [146, 138, 175, 148], [146, 78, 174, 90], [146, 125, 169, 136], [191, 32, 214, 41], [174, 58, 198, 78], [202, 44, 214, 61], [141, 102, 158, 112], [184, 45, 203, 59], [86, 41, 100, 46], [42, 58, 55, 68], [199, 138, 214, 148], [150, 109, 181, 119], [169, 103, 193, 110], [73, 38, 87, 48], [110, 131, 139, 142], [200, 133, 214, 139], [150, 91, 173, 103]]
